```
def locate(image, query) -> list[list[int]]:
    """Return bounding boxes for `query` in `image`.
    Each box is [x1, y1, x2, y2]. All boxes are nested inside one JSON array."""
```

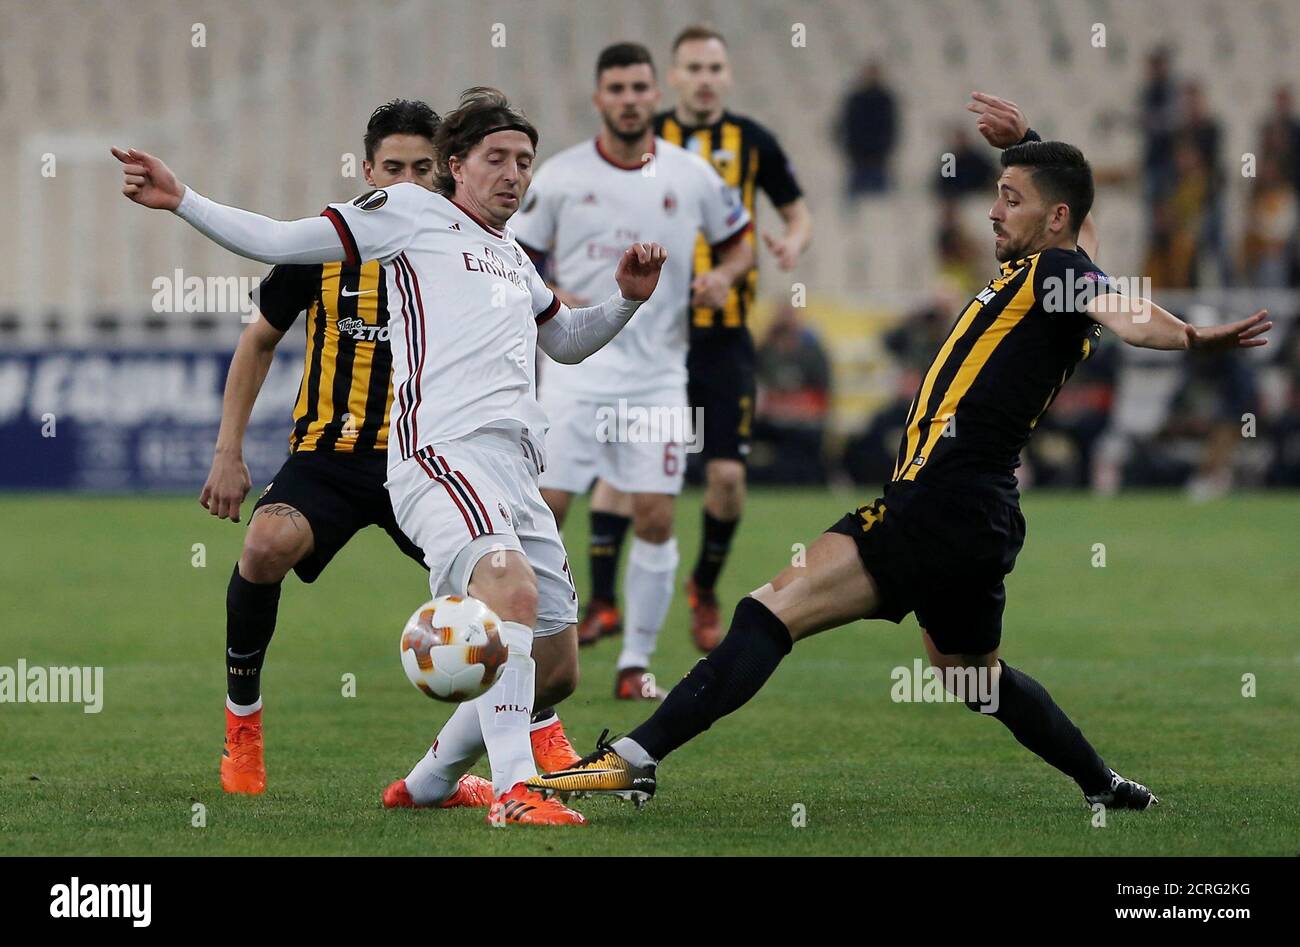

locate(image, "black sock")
[[691, 511, 739, 592], [226, 564, 282, 707], [589, 511, 631, 605], [531, 706, 556, 727], [974, 660, 1111, 795], [629, 596, 792, 761]]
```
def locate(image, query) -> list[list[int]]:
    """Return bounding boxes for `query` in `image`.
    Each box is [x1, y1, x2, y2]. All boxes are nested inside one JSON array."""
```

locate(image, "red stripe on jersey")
[[399, 253, 428, 456], [711, 220, 753, 254], [535, 292, 560, 326], [449, 200, 506, 239], [321, 208, 360, 266], [391, 260, 416, 458], [594, 136, 653, 171]]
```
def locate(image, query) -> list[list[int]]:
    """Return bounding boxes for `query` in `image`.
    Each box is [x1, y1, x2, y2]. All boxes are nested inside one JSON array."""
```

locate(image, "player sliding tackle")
[[527, 91, 1271, 813], [115, 87, 668, 827]]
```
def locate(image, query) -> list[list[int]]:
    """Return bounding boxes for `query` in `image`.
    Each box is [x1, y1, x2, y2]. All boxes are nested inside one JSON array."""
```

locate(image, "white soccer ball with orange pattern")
[[399, 595, 508, 702]]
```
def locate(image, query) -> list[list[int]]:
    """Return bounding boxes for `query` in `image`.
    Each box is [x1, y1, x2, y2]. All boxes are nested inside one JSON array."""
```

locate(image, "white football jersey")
[[323, 184, 560, 468], [511, 137, 750, 399]]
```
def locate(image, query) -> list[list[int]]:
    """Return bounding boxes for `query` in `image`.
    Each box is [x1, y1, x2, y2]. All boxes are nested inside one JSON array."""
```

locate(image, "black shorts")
[[687, 331, 755, 463], [826, 481, 1026, 655], [253, 450, 426, 583]]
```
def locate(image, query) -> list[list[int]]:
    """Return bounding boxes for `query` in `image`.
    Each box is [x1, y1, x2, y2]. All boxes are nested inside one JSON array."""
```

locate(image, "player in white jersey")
[[113, 87, 668, 827], [511, 43, 753, 701]]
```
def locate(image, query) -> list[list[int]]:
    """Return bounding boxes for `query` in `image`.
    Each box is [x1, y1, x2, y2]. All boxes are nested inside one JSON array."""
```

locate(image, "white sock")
[[226, 696, 262, 716], [404, 701, 485, 804], [612, 736, 656, 767], [475, 620, 537, 797], [617, 536, 679, 672]]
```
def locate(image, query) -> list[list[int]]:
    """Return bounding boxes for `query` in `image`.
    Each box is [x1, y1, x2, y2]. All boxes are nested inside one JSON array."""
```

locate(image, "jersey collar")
[[448, 198, 509, 240], [594, 135, 655, 171]]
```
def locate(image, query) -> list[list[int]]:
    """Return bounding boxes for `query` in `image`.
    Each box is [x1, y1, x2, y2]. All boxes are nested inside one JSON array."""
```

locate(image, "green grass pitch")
[[1, 488, 1296, 855]]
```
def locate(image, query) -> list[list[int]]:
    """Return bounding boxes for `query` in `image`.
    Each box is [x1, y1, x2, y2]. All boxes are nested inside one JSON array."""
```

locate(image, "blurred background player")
[[512, 43, 753, 698], [655, 24, 812, 649], [115, 87, 669, 826]]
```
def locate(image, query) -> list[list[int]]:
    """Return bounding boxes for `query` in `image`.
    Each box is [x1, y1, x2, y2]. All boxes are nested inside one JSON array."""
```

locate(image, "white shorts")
[[539, 388, 690, 496], [386, 425, 578, 637]]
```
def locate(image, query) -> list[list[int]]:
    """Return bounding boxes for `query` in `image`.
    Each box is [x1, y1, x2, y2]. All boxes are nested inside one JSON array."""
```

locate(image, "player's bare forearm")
[[778, 199, 813, 255], [1088, 297, 1271, 352], [714, 236, 755, 286], [214, 317, 284, 455]]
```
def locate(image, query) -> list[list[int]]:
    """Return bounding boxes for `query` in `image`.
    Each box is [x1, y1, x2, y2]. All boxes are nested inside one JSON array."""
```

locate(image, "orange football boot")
[[531, 717, 581, 773], [221, 707, 266, 795], [614, 667, 667, 701], [383, 774, 494, 809], [686, 578, 722, 652], [576, 598, 622, 646], [486, 783, 587, 826]]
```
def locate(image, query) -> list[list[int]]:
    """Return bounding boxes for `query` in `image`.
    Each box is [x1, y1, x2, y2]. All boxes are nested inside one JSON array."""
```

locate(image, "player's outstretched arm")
[[537, 243, 666, 364], [112, 146, 346, 265], [200, 315, 286, 523], [1087, 296, 1272, 352]]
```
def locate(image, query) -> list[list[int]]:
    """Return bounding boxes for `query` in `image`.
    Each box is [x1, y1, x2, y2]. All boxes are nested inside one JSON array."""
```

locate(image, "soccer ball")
[[399, 595, 508, 702]]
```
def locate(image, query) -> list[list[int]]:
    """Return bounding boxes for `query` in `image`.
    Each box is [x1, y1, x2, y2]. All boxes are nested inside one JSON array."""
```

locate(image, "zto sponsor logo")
[[49, 877, 151, 927], [151, 268, 259, 317], [594, 398, 706, 455], [889, 658, 1000, 713], [336, 315, 390, 342], [0, 659, 103, 713]]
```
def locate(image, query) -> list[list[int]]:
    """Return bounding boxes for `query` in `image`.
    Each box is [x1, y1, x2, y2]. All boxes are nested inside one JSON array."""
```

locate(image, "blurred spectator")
[[841, 288, 960, 485], [749, 303, 831, 484], [1139, 46, 1180, 206], [1238, 157, 1299, 288], [1259, 85, 1300, 196], [1145, 139, 1209, 288], [1265, 329, 1300, 486], [934, 126, 996, 199], [835, 61, 898, 198], [935, 199, 983, 296], [1020, 337, 1117, 487], [842, 366, 919, 486], [1180, 81, 1227, 281]]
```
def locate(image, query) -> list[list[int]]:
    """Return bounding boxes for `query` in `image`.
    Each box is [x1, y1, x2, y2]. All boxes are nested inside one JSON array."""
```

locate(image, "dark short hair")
[[596, 42, 656, 81], [1000, 140, 1094, 235], [672, 24, 727, 54], [363, 99, 440, 162], [432, 87, 538, 196]]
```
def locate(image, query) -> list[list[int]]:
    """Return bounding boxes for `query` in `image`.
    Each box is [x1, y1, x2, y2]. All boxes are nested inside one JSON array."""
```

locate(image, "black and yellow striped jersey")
[[254, 260, 393, 453], [892, 247, 1111, 499], [654, 110, 802, 337]]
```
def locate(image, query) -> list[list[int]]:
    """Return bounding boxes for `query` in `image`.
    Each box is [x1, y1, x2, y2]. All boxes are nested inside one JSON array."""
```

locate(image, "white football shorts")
[[386, 423, 577, 637], [538, 387, 690, 496]]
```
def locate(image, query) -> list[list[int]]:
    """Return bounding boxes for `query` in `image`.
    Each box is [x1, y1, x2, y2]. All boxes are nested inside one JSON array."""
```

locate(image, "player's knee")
[[707, 461, 746, 500], [632, 496, 674, 543], [240, 527, 301, 583], [480, 567, 535, 624], [539, 655, 579, 704]]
